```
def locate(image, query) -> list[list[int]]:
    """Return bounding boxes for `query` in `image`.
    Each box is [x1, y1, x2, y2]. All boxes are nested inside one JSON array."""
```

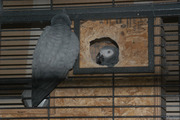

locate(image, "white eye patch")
[[100, 49, 114, 58]]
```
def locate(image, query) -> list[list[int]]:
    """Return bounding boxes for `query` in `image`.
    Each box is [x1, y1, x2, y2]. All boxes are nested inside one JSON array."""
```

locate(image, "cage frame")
[[0, 1, 180, 119], [0, 2, 180, 23]]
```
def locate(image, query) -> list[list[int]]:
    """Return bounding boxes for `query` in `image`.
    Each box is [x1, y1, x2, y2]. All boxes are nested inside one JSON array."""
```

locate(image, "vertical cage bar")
[[160, 18, 166, 120], [112, 0, 115, 6], [161, 23, 166, 72], [0, 0, 2, 10], [148, 17, 155, 72], [74, 19, 80, 39], [177, 1, 180, 117], [50, 0, 53, 10], [112, 73, 115, 120], [178, 16, 180, 115], [47, 95, 50, 120], [0, 0, 2, 56], [0, 20, 1, 55]]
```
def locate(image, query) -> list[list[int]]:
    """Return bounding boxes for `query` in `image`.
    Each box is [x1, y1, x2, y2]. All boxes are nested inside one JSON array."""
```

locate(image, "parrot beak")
[[96, 53, 104, 64]]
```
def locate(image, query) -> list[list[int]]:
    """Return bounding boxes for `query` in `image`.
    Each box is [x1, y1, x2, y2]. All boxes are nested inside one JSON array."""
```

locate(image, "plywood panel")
[[0, 79, 162, 119], [115, 78, 161, 119], [80, 18, 149, 68], [48, 78, 161, 119]]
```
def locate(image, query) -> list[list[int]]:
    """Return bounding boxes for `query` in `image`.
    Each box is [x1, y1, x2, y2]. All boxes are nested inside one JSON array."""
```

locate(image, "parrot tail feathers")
[[32, 78, 64, 107]]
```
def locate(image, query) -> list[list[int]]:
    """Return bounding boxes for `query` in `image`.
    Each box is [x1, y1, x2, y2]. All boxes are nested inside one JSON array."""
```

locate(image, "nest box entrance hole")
[[90, 37, 119, 66]]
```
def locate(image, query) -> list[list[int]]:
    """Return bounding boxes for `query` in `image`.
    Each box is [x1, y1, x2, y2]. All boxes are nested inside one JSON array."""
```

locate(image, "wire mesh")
[[0, 0, 180, 120]]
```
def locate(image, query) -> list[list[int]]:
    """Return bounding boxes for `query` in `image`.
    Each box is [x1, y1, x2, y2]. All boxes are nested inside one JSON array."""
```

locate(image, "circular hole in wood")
[[90, 37, 119, 67]]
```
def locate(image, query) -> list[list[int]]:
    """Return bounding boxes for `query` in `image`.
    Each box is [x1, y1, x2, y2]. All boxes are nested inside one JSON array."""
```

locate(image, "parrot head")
[[51, 9, 71, 26], [96, 46, 119, 67]]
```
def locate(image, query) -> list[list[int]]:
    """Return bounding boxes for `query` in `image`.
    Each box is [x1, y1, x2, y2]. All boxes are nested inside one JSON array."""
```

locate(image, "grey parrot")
[[31, 10, 79, 107], [96, 46, 119, 67]]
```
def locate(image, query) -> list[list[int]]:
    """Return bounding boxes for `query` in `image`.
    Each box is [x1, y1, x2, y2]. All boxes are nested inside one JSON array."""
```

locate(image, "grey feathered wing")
[[32, 25, 79, 107]]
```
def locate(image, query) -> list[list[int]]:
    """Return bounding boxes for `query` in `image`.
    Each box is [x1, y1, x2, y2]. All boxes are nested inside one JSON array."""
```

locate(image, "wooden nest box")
[[75, 18, 160, 74]]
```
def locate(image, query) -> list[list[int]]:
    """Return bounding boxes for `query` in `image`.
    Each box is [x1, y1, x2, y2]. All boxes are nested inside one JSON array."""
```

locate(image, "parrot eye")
[[107, 51, 111, 53]]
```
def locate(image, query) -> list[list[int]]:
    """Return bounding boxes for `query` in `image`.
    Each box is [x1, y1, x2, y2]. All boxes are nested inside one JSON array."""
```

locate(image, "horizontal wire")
[[0, 48, 34, 51], [1, 85, 180, 90], [155, 44, 180, 47], [0, 103, 23, 106], [1, 83, 180, 89], [166, 40, 179, 42], [0, 67, 32, 70], [0, 45, 36, 47], [2, 4, 116, 11], [3, 2, 113, 8], [1, 105, 180, 110], [0, 115, 164, 119], [1, 94, 179, 100], [0, 54, 33, 57], [1, 29, 43, 32], [3, 0, 172, 8], [2, 43, 179, 48], [155, 54, 180, 56], [154, 24, 180, 27], [1, 65, 175, 71], [0, 74, 177, 81], [0, 55, 178, 59], [3, 0, 179, 7], [154, 34, 180, 37], [0, 64, 32, 66], [0, 58, 33, 60], [0, 92, 24, 95], [0, 73, 32, 76], [0, 35, 40, 38], [0, 105, 162, 109], [0, 38, 38, 41], [3, 2, 180, 14]]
